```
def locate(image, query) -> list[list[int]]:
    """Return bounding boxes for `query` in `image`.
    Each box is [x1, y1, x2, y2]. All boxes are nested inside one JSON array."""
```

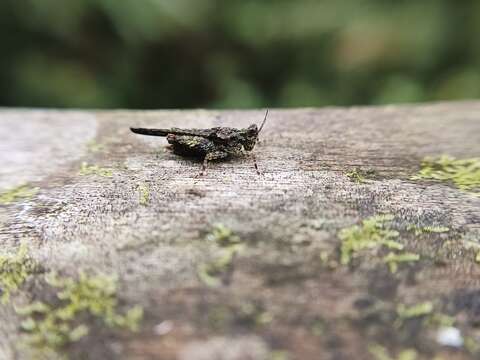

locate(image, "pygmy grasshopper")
[[131, 110, 268, 175]]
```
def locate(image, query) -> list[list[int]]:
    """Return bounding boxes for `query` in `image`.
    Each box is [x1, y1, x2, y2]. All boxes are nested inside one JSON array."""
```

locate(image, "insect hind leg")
[[200, 151, 229, 176], [168, 135, 214, 158]]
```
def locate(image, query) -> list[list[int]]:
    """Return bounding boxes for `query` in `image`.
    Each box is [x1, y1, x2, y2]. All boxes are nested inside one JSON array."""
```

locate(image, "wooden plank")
[[0, 102, 479, 359]]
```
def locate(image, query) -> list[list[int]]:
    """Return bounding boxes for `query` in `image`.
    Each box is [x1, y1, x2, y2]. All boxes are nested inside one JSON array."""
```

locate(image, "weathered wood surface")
[[0, 102, 479, 360]]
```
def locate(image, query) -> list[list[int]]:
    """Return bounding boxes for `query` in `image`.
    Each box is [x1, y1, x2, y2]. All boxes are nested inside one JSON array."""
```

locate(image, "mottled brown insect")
[[131, 110, 268, 175]]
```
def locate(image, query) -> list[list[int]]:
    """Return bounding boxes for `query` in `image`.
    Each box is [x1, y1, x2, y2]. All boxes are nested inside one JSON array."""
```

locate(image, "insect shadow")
[[131, 109, 269, 175]]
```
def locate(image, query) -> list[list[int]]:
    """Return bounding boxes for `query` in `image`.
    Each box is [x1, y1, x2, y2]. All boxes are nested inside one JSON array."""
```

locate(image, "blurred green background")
[[1, 0, 479, 109]]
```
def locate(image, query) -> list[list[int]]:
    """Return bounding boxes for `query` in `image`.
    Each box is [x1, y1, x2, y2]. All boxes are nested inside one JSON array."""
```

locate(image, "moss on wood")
[[0, 184, 38, 205], [17, 272, 143, 357], [412, 155, 480, 195], [0, 244, 36, 304]]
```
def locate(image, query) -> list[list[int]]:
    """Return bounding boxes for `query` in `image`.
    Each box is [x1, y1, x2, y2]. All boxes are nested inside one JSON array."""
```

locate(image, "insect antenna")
[[258, 109, 269, 134]]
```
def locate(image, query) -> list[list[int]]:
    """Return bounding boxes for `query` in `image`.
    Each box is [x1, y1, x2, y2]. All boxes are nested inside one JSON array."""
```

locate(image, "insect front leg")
[[251, 152, 260, 175], [242, 149, 261, 175], [200, 151, 229, 176]]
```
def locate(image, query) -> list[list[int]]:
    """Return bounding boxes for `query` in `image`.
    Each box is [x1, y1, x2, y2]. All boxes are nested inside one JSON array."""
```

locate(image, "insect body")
[[130, 110, 268, 174]]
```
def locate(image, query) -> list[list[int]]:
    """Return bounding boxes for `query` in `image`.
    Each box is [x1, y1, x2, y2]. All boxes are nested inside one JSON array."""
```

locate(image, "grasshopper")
[[131, 109, 268, 175]]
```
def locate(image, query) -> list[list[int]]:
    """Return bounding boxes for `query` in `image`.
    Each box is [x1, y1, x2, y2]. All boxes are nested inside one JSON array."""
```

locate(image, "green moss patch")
[[339, 215, 420, 272], [269, 350, 291, 360], [86, 140, 106, 153], [361, 301, 455, 358], [197, 247, 239, 287], [0, 244, 37, 304], [206, 224, 241, 246], [0, 184, 38, 205], [383, 252, 420, 273], [407, 225, 449, 236], [79, 162, 113, 177], [198, 225, 244, 287], [206, 301, 272, 332], [395, 301, 454, 329], [17, 272, 142, 355], [412, 155, 480, 195], [368, 344, 417, 360], [137, 183, 150, 206], [397, 302, 433, 320], [339, 215, 402, 265], [346, 168, 376, 184]]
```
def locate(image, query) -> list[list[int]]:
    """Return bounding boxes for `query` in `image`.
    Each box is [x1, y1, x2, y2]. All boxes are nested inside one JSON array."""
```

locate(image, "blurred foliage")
[[0, 0, 479, 109]]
